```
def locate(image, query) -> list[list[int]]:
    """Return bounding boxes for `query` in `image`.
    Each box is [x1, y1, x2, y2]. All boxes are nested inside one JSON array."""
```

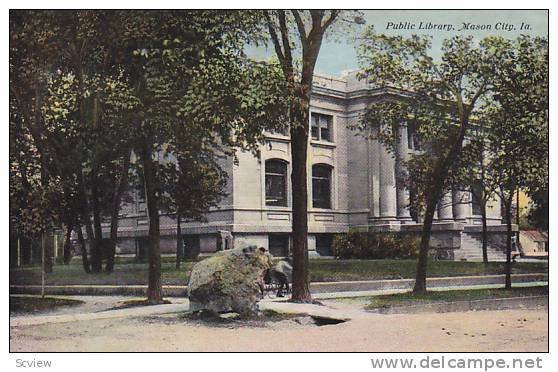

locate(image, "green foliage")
[[10, 295, 84, 314], [9, 10, 142, 246], [333, 230, 420, 259], [10, 258, 547, 285], [9, 10, 292, 238], [483, 36, 548, 206], [528, 189, 548, 230], [452, 36, 548, 225], [365, 286, 548, 310], [9, 10, 293, 282], [356, 30, 548, 228], [120, 11, 291, 220], [355, 29, 499, 220]]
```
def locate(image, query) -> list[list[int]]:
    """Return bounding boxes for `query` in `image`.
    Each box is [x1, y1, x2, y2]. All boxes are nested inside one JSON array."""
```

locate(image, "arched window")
[[265, 159, 288, 206], [312, 164, 332, 209]]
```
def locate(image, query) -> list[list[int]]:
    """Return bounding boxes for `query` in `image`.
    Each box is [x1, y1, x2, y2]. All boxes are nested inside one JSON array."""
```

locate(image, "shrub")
[[332, 230, 420, 259]]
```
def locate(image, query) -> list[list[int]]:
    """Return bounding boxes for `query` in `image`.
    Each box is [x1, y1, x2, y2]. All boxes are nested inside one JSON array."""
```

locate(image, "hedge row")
[[332, 230, 420, 259]]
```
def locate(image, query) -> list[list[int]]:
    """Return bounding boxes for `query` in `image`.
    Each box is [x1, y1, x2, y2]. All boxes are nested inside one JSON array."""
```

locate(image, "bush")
[[332, 230, 420, 259]]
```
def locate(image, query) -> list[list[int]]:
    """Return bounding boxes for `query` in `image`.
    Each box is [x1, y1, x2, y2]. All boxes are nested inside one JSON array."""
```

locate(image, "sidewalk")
[[10, 273, 547, 297], [10, 298, 190, 327], [10, 280, 547, 328]]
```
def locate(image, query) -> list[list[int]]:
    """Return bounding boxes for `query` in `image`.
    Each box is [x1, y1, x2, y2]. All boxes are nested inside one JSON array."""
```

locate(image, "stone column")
[[452, 188, 470, 221], [395, 123, 412, 222], [437, 192, 453, 221], [379, 141, 397, 220]]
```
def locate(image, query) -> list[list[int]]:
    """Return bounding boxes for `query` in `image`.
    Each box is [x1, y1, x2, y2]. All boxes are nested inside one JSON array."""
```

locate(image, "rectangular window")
[[315, 234, 333, 256], [265, 160, 288, 206], [312, 165, 332, 209], [182, 235, 200, 259], [268, 234, 289, 257], [310, 113, 333, 142], [311, 114, 320, 140]]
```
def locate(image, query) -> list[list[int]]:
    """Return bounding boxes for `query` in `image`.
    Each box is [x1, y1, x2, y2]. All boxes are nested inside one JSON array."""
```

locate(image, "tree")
[[452, 124, 498, 263], [10, 10, 139, 274], [168, 147, 227, 269], [109, 10, 290, 303], [528, 189, 548, 231], [479, 36, 548, 288], [357, 30, 496, 294], [11, 10, 290, 303], [9, 95, 65, 273], [10, 10, 64, 272], [263, 10, 361, 302]]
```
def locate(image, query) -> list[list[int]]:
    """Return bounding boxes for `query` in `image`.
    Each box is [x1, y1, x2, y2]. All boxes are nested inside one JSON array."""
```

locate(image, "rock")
[[187, 245, 272, 315]]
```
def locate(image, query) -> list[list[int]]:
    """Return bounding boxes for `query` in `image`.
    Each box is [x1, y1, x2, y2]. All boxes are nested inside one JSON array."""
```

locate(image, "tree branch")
[[310, 10, 324, 31], [291, 10, 308, 50], [277, 11, 293, 70], [469, 83, 488, 111], [264, 11, 285, 68], [321, 10, 339, 31]]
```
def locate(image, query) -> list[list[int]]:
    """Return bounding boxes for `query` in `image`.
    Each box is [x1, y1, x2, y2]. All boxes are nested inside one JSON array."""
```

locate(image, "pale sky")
[[247, 10, 548, 76]]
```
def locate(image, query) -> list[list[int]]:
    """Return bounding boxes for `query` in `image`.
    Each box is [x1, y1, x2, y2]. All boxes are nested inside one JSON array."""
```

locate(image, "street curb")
[[368, 295, 548, 315], [309, 273, 548, 293], [10, 273, 547, 297]]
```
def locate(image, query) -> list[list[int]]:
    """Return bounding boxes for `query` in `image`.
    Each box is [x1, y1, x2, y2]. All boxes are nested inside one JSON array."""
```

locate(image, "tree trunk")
[[479, 128, 488, 263], [106, 152, 131, 273], [77, 170, 97, 273], [413, 113, 471, 294], [141, 145, 164, 304], [90, 93, 104, 272], [41, 233, 45, 298], [176, 210, 182, 269], [63, 222, 73, 265], [413, 193, 438, 294], [503, 192, 513, 289], [76, 223, 90, 273], [289, 106, 312, 302], [90, 175, 104, 273], [515, 188, 521, 252], [481, 201, 489, 263], [264, 10, 338, 303], [43, 233, 53, 273]]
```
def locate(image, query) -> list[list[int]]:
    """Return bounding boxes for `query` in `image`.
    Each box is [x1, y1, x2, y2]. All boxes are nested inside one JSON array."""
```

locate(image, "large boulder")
[[187, 245, 272, 315]]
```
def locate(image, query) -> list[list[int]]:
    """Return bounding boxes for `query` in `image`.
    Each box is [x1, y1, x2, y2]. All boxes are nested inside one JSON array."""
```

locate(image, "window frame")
[[264, 159, 289, 207], [310, 112, 334, 142], [268, 234, 290, 257], [312, 163, 333, 209]]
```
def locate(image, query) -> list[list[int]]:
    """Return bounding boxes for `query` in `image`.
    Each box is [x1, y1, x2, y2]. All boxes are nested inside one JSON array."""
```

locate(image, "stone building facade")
[[108, 72, 511, 261]]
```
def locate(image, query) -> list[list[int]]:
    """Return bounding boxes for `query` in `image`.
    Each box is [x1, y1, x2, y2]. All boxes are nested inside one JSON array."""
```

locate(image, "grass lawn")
[[10, 295, 84, 315], [10, 257, 548, 287], [308, 259, 547, 282], [364, 286, 549, 310]]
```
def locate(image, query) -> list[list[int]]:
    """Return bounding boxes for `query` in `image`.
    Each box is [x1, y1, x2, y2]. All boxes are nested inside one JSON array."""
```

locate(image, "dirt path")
[[10, 307, 547, 352]]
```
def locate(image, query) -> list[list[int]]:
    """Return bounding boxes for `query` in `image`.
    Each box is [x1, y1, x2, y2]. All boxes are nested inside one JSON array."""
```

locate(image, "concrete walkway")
[[10, 298, 190, 327], [10, 281, 547, 328]]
